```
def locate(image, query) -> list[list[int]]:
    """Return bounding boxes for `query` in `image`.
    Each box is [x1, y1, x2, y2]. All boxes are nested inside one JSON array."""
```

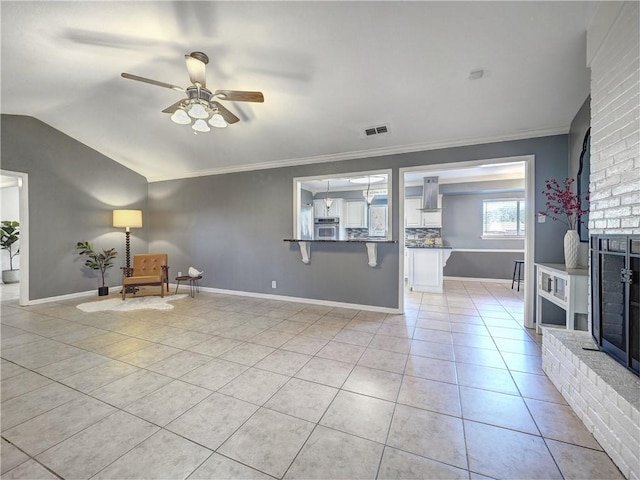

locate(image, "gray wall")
[[440, 181, 525, 279], [3, 112, 569, 310], [441, 186, 525, 250], [148, 172, 399, 308], [0, 115, 148, 300], [149, 134, 569, 309], [568, 97, 591, 184], [568, 96, 591, 258], [444, 251, 524, 280]]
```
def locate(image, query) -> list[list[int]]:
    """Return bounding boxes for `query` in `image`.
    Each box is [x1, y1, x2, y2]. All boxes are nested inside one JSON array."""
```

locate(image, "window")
[[483, 199, 525, 237]]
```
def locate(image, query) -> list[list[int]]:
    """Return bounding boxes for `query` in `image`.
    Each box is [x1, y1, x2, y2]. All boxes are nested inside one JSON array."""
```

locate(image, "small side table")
[[175, 275, 202, 298]]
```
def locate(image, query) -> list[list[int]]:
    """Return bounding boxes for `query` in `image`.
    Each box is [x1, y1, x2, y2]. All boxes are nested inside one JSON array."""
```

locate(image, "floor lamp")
[[112, 209, 143, 273]]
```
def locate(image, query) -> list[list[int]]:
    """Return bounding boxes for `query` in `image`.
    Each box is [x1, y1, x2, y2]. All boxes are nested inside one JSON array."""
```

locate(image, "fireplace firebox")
[[591, 235, 639, 375]]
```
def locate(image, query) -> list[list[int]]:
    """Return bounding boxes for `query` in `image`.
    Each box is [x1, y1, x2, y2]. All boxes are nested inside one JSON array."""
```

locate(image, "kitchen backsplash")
[[346, 228, 377, 240], [405, 227, 443, 246], [405, 227, 441, 240], [346, 227, 443, 242]]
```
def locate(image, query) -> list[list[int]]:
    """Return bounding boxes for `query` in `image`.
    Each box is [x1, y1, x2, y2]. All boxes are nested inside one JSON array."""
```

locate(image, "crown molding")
[[146, 125, 568, 183]]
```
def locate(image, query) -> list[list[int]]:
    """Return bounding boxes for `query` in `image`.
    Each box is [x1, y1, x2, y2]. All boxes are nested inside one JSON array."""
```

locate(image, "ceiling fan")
[[121, 52, 264, 132]]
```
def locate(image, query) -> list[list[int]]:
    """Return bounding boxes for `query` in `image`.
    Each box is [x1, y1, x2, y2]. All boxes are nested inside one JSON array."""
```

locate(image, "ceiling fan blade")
[[161, 99, 187, 114], [212, 101, 240, 124], [121, 73, 185, 92], [185, 52, 208, 87], [214, 90, 264, 102]]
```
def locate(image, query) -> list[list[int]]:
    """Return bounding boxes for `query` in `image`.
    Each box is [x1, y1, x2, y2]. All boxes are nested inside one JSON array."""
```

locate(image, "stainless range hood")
[[420, 176, 440, 211]]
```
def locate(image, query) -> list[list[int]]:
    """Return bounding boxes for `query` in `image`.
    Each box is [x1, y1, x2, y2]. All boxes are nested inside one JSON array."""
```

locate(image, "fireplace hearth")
[[591, 235, 639, 375]]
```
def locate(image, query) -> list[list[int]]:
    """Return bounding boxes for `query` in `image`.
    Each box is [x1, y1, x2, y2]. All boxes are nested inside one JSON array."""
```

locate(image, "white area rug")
[[77, 294, 187, 312]]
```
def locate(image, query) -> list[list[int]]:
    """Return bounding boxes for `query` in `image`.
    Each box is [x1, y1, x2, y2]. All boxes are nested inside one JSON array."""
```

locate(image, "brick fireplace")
[[541, 3, 639, 479]]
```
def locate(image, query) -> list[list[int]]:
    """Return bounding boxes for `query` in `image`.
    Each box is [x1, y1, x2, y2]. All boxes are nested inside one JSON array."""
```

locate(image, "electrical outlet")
[[271, 280, 277, 289]]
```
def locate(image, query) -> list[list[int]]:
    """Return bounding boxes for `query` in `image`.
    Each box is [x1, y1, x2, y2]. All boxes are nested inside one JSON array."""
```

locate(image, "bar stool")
[[512, 260, 524, 291]]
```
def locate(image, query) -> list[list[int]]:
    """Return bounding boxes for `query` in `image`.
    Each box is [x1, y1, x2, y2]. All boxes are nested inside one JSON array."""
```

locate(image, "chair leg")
[[511, 262, 517, 289], [517, 263, 523, 292], [122, 286, 126, 300]]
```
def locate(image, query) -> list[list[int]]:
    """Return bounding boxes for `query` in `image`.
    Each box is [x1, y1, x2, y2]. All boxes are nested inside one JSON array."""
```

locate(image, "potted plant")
[[1, 220, 20, 284], [539, 177, 589, 268], [75, 241, 118, 296]]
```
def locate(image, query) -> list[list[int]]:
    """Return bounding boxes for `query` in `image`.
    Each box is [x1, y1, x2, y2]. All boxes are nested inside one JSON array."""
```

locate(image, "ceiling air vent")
[[364, 124, 390, 137]]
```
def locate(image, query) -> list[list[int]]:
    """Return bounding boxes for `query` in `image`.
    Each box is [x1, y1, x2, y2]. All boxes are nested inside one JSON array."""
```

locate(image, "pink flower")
[[539, 178, 589, 229]]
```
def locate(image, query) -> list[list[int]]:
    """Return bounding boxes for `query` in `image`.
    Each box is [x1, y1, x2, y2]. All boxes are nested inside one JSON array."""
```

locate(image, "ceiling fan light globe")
[[170, 108, 191, 125], [209, 113, 227, 128], [192, 119, 210, 133], [188, 103, 209, 119]]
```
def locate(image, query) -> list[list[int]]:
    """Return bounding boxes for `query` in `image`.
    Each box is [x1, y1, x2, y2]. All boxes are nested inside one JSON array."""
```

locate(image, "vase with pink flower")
[[539, 177, 589, 268]]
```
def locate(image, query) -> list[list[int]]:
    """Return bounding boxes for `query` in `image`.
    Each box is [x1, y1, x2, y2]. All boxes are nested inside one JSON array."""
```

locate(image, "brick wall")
[[543, 330, 640, 480], [543, 6, 640, 480], [587, 2, 640, 234]]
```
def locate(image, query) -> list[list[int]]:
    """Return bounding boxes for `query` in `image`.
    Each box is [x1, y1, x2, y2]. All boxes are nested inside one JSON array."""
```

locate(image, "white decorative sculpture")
[[188, 267, 203, 277]]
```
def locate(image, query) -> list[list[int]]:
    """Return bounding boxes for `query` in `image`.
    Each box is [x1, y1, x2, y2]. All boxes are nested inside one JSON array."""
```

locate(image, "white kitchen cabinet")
[[345, 200, 368, 228], [314, 198, 343, 218], [411, 249, 442, 292], [409, 248, 452, 293], [405, 197, 423, 227], [404, 195, 443, 227]]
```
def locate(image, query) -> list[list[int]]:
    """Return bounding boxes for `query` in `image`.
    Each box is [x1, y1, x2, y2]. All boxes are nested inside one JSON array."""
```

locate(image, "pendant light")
[[324, 180, 334, 214]]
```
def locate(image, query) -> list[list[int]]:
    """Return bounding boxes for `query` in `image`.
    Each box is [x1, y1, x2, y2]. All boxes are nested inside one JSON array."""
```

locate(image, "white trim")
[[452, 249, 525, 253], [1, 169, 29, 306], [480, 236, 525, 240], [400, 154, 534, 325], [524, 155, 536, 329], [27, 284, 402, 314], [398, 173, 406, 315], [25, 289, 98, 305], [444, 276, 514, 283], [174, 285, 402, 314], [147, 128, 567, 183]]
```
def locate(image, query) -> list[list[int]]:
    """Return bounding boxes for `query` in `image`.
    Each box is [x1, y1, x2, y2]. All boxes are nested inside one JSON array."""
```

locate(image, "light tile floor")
[[0, 281, 625, 479]]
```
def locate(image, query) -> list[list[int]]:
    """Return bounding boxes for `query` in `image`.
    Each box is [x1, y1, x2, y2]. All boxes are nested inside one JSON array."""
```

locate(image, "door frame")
[[398, 155, 535, 328], [1, 169, 29, 305]]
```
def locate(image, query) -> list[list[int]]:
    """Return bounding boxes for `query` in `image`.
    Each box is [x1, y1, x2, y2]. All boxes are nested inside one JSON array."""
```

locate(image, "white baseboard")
[[444, 276, 514, 283], [25, 284, 401, 314], [25, 289, 104, 305], [172, 283, 402, 314]]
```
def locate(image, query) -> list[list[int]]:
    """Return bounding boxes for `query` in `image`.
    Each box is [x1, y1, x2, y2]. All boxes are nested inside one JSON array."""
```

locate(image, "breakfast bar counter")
[[284, 239, 398, 267]]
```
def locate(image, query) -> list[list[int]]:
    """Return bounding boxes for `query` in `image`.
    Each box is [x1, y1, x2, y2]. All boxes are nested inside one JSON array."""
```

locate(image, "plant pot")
[[98, 286, 109, 296], [564, 229, 579, 269], [2, 269, 20, 284]]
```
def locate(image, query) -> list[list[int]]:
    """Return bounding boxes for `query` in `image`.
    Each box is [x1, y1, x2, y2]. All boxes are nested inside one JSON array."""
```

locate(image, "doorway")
[[399, 155, 535, 328], [0, 170, 29, 305]]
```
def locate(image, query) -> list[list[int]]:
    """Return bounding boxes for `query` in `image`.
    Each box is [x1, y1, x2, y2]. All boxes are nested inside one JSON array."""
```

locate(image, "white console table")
[[535, 263, 588, 334]]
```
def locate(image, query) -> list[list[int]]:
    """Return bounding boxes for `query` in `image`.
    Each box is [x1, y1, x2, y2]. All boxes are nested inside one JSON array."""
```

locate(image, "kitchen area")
[[292, 162, 526, 291], [403, 162, 526, 293], [404, 176, 452, 293], [298, 173, 391, 242]]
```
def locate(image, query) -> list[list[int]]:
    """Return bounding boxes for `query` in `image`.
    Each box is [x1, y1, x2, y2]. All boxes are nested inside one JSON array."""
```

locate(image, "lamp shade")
[[192, 119, 210, 132], [209, 113, 227, 128], [113, 210, 142, 228], [171, 108, 191, 125]]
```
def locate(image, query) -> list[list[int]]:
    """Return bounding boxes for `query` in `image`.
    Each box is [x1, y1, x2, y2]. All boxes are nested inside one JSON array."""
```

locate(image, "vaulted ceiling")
[[1, 1, 596, 182]]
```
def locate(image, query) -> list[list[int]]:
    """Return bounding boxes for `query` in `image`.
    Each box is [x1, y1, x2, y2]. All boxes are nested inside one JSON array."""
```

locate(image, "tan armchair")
[[122, 254, 169, 300]]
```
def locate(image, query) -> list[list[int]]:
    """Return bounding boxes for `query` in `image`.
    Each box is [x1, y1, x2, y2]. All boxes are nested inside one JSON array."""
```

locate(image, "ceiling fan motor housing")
[[186, 85, 213, 104]]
